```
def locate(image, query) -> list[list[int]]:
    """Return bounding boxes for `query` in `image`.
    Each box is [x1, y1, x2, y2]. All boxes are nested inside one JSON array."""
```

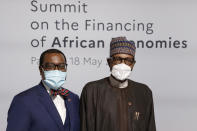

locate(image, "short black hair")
[[39, 49, 66, 66]]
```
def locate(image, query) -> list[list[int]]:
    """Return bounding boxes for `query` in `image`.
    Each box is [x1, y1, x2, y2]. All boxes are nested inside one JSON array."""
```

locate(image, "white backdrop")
[[1, 0, 197, 131]]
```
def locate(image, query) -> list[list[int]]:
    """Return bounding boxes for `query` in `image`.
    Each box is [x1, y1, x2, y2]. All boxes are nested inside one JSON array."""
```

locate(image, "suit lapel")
[[36, 82, 63, 129], [64, 95, 73, 126]]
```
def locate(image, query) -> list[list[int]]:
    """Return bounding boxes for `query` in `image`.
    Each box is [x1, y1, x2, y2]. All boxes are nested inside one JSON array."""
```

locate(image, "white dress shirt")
[[42, 81, 66, 124]]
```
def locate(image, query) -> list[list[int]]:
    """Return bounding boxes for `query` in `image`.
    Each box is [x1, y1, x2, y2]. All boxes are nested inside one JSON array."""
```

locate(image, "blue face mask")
[[43, 70, 67, 90]]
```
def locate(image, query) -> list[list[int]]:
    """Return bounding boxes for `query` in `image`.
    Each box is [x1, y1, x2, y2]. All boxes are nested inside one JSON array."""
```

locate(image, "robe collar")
[[109, 75, 128, 88]]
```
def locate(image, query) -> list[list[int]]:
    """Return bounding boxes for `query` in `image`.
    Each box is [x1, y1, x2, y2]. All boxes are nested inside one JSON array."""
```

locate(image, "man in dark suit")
[[7, 49, 80, 131]]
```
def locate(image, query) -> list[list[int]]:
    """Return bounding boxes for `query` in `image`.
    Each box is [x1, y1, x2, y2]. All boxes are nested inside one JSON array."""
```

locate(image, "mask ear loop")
[[40, 67, 47, 80], [130, 60, 136, 71], [41, 67, 47, 73]]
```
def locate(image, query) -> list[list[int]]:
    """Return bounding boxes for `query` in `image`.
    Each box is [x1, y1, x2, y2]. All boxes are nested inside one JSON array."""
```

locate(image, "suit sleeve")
[[145, 91, 156, 131], [80, 84, 96, 131], [6, 95, 31, 131]]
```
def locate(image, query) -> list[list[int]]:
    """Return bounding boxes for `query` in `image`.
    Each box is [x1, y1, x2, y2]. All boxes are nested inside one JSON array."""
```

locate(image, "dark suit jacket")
[[7, 82, 80, 131]]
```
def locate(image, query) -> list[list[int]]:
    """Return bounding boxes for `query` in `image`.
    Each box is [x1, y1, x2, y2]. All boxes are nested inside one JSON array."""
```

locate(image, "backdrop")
[[1, 0, 197, 131]]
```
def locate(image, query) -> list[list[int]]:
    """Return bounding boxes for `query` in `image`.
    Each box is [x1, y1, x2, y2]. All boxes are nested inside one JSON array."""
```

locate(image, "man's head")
[[39, 49, 67, 80], [107, 37, 136, 70]]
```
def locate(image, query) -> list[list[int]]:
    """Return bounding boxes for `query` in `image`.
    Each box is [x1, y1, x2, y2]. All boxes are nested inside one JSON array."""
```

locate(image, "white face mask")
[[111, 63, 132, 81]]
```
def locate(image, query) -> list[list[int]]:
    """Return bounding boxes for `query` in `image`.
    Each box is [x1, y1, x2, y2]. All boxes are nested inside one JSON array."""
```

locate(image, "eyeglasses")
[[108, 57, 135, 66], [42, 63, 67, 71]]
